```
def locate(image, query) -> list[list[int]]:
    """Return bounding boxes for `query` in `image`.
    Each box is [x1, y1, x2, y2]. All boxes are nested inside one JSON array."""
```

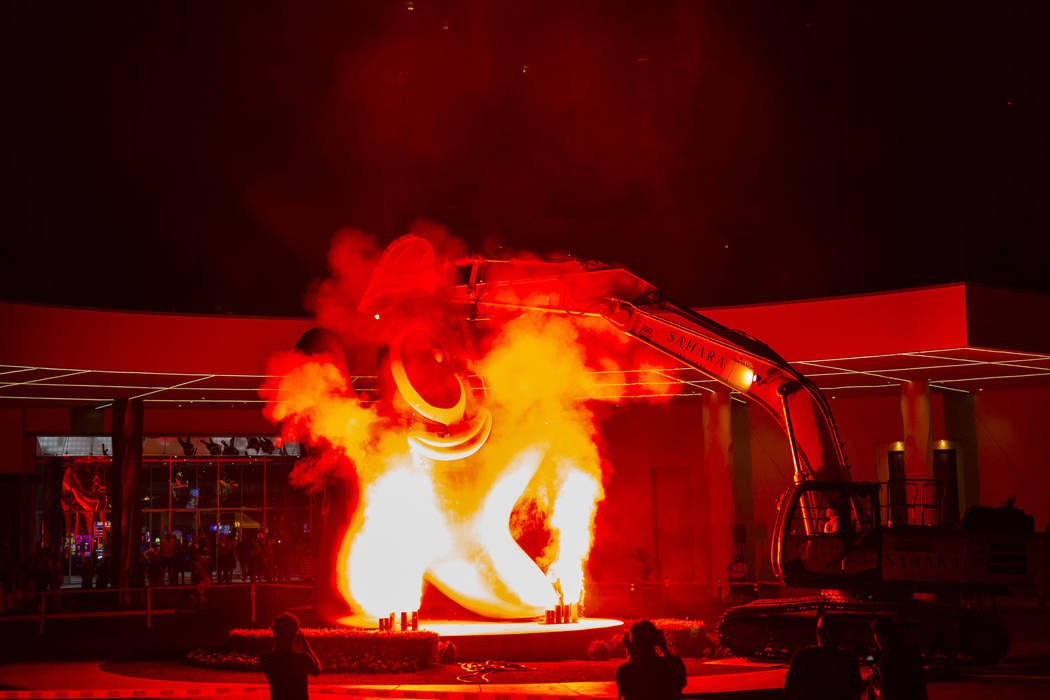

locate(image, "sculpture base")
[[422, 618, 624, 661]]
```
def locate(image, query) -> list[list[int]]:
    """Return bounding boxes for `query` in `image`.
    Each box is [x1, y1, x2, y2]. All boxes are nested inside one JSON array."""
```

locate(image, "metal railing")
[[0, 582, 313, 633], [879, 478, 942, 527]]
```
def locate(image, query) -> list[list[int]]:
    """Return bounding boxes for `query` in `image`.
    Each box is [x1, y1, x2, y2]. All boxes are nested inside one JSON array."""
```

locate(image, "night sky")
[[2, 1, 1047, 316]]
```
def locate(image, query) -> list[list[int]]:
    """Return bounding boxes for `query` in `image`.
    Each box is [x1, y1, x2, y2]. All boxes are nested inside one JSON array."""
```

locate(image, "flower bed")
[[651, 618, 717, 658], [187, 626, 440, 674], [605, 619, 720, 659], [186, 648, 259, 671]]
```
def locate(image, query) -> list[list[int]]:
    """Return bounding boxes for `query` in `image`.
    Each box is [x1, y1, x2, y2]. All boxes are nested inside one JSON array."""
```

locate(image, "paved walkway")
[[0, 660, 786, 699]]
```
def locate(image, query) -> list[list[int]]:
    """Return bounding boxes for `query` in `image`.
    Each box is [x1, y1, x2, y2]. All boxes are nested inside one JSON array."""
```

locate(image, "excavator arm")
[[442, 256, 850, 485]]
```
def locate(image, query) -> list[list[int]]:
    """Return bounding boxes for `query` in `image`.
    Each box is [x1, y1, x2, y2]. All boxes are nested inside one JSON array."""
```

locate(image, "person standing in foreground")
[[616, 619, 687, 700], [869, 616, 927, 700], [784, 615, 864, 700], [260, 613, 321, 700]]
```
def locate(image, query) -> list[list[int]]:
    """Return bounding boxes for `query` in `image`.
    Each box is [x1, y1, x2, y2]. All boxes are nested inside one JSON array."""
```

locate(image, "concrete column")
[[0, 426, 36, 591], [40, 456, 64, 554], [700, 389, 734, 587], [900, 380, 933, 481], [730, 401, 755, 575], [110, 398, 144, 591], [942, 392, 979, 514], [18, 432, 38, 586]]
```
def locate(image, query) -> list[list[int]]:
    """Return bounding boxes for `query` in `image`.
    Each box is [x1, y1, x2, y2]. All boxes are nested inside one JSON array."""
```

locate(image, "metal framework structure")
[[3, 344, 1050, 407]]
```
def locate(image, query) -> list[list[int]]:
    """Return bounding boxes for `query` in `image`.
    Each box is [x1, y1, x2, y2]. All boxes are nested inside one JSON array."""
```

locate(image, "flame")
[[340, 458, 452, 617], [261, 235, 661, 622], [426, 447, 559, 617], [547, 464, 601, 606]]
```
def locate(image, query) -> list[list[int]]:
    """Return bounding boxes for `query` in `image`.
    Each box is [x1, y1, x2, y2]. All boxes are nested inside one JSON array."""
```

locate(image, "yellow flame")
[[269, 314, 607, 621], [341, 457, 452, 617], [547, 464, 601, 605]]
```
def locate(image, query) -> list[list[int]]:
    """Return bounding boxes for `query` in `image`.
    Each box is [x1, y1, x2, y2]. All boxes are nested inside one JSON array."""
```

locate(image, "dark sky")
[[2, 1, 1047, 315]]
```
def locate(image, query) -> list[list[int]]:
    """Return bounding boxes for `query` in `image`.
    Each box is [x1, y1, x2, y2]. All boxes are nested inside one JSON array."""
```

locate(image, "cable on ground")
[[456, 660, 535, 683]]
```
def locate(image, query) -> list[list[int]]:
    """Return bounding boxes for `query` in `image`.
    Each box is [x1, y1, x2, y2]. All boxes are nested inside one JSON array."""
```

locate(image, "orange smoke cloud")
[[261, 352, 373, 489]]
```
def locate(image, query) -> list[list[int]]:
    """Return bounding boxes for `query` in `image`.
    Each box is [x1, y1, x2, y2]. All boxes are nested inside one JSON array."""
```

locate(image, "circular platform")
[[421, 618, 624, 661]]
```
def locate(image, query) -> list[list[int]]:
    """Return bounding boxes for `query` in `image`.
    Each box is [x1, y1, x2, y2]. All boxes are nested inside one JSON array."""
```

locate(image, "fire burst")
[[263, 232, 625, 623]]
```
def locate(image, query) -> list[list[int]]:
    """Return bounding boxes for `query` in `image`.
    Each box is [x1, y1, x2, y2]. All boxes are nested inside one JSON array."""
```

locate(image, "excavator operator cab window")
[[786, 486, 876, 537], [850, 491, 876, 532], [788, 490, 851, 537], [781, 484, 879, 580], [450, 262, 474, 286]]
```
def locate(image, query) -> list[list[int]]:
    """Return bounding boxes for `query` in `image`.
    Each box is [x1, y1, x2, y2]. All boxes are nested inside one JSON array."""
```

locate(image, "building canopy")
[[2, 283, 1049, 408]]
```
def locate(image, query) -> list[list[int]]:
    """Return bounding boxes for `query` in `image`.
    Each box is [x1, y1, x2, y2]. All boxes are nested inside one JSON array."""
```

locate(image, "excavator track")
[[717, 595, 1009, 666]]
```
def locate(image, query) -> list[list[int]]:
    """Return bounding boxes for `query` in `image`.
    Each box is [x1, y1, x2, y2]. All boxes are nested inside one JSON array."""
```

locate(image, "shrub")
[[651, 618, 711, 658], [613, 619, 713, 659], [608, 631, 628, 658], [437, 640, 457, 664], [187, 626, 440, 674], [186, 648, 259, 671], [587, 639, 612, 661]]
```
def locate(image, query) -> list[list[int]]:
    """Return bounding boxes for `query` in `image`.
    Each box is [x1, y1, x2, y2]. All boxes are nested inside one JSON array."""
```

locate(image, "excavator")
[[358, 236, 1045, 664]]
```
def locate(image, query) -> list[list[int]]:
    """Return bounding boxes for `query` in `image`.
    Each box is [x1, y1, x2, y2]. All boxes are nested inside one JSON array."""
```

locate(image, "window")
[[35, 440, 312, 568], [788, 490, 845, 536]]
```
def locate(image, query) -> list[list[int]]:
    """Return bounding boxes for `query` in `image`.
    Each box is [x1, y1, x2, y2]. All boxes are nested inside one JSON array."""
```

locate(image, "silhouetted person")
[[146, 544, 164, 585], [632, 548, 655, 581], [784, 615, 863, 700], [274, 538, 292, 583], [869, 617, 926, 700], [237, 535, 253, 582], [126, 554, 145, 589], [616, 619, 687, 700], [80, 554, 95, 589], [250, 537, 267, 583], [96, 554, 112, 589], [160, 534, 177, 585], [175, 535, 190, 584], [260, 613, 321, 700], [217, 535, 235, 584], [191, 551, 212, 607]]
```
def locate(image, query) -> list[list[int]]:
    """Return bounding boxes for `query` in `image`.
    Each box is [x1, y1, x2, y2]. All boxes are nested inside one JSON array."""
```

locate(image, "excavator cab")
[[773, 481, 881, 588]]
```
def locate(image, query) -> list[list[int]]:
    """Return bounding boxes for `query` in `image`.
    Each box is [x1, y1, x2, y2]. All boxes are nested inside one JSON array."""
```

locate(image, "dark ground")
[[93, 606, 1050, 696], [101, 657, 752, 685], [2, 603, 1048, 697]]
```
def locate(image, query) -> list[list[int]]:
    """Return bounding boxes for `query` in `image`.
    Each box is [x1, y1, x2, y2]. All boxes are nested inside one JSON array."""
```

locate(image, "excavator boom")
[[443, 256, 850, 484]]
